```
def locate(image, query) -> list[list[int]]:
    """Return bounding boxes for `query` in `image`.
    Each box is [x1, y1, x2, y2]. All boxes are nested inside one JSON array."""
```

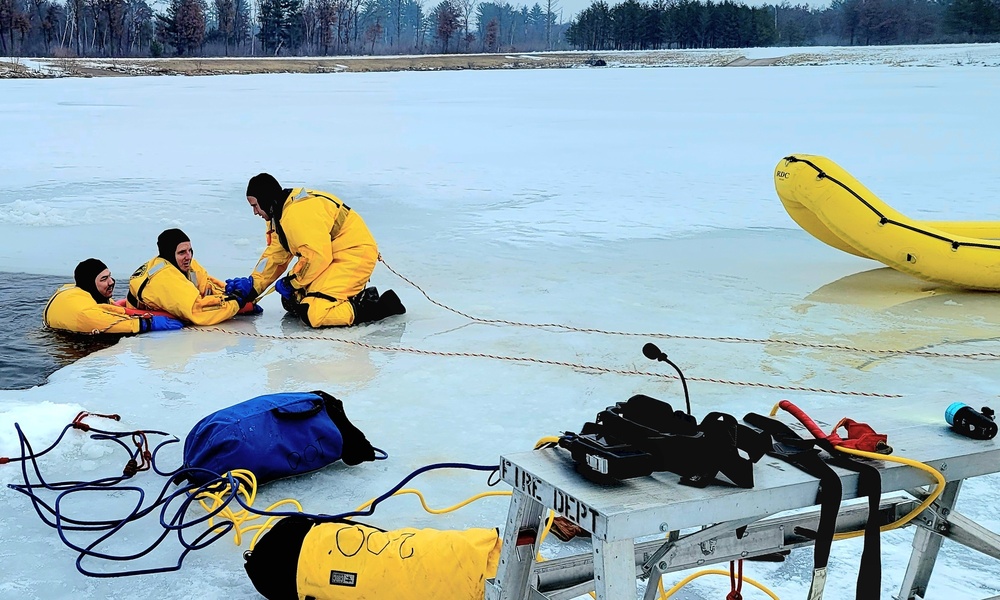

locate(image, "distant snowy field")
[[596, 42, 1000, 66], [2, 43, 1000, 600], [3, 42, 1000, 78], [748, 42, 1000, 65]]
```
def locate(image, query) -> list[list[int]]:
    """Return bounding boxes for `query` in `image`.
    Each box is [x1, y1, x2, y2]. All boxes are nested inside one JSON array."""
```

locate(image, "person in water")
[[127, 228, 253, 326], [44, 258, 183, 335], [226, 173, 405, 327]]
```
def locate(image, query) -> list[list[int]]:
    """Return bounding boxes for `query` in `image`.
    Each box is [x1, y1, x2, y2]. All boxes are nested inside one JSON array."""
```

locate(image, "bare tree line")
[[0, 0, 571, 56], [5, 0, 996, 58]]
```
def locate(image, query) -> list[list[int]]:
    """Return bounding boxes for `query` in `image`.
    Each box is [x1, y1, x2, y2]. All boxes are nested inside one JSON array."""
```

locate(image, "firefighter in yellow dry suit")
[[225, 173, 405, 327], [127, 229, 249, 326], [44, 258, 184, 335]]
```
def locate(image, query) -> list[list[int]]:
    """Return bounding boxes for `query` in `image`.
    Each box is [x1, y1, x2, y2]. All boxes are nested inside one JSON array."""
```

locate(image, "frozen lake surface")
[[2, 43, 1000, 599]]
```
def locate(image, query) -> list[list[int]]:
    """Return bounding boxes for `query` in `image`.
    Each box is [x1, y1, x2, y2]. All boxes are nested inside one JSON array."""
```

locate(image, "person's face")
[[247, 196, 269, 220], [175, 241, 193, 273], [94, 268, 115, 298]]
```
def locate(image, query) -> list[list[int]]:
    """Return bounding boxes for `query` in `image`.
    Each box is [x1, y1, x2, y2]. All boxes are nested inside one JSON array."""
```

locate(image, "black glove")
[[226, 294, 248, 310]]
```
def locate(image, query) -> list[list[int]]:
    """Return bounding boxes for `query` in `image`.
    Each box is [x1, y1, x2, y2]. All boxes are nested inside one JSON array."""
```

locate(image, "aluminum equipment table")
[[484, 414, 1000, 600]]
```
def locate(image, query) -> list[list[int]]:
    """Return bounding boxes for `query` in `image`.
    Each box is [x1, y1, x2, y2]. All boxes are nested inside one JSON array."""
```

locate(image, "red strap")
[[72, 411, 121, 432], [778, 401, 891, 453], [515, 528, 537, 546], [726, 559, 743, 600], [777, 400, 829, 440], [832, 418, 892, 454]]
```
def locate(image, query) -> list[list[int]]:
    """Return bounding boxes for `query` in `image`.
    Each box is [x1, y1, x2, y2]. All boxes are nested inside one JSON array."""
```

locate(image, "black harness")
[[560, 395, 770, 488]]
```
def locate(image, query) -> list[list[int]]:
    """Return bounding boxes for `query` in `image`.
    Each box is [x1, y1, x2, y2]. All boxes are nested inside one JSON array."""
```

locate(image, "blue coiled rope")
[[6, 417, 494, 577]]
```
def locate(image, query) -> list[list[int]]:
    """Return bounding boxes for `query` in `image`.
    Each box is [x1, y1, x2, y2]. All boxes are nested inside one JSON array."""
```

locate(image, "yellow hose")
[[831, 446, 944, 540], [535, 436, 562, 449], [195, 470, 303, 547], [659, 569, 780, 599], [352, 488, 511, 515]]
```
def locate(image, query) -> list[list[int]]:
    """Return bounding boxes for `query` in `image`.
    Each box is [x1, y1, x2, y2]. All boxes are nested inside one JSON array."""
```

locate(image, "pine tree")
[[257, 0, 282, 52], [158, 0, 206, 54], [213, 0, 236, 54], [432, 0, 460, 51]]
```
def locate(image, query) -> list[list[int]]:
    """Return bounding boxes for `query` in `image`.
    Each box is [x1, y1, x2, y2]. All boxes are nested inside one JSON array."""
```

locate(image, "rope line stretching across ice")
[[195, 328, 901, 399], [378, 256, 1000, 361], [194, 252, 1000, 399]]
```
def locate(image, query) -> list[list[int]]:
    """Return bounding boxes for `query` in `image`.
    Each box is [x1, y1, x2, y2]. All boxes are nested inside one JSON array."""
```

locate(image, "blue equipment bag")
[[179, 390, 378, 485]]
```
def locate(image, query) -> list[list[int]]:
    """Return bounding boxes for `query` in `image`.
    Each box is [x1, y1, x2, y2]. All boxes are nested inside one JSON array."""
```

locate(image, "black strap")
[[825, 449, 882, 598], [127, 276, 152, 309], [689, 412, 769, 488], [742, 414, 841, 580], [310, 191, 350, 212], [744, 413, 882, 599], [303, 290, 341, 303]]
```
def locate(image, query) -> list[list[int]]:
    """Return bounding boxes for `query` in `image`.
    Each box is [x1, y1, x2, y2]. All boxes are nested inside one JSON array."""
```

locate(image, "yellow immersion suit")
[[43, 285, 141, 335], [250, 188, 378, 327], [127, 257, 241, 326]]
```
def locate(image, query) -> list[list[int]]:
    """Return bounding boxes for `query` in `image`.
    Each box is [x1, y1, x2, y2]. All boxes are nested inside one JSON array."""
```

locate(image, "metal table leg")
[[594, 537, 638, 599], [487, 488, 547, 600], [897, 480, 962, 600]]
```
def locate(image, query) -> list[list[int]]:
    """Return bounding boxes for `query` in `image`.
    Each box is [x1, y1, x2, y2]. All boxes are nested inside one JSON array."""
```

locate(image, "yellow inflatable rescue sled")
[[774, 154, 1000, 290]]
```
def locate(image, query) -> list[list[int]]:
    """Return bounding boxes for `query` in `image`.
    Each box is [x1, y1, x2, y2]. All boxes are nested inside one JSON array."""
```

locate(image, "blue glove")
[[275, 275, 295, 301], [225, 276, 256, 301], [250, 303, 264, 314], [140, 315, 184, 332]]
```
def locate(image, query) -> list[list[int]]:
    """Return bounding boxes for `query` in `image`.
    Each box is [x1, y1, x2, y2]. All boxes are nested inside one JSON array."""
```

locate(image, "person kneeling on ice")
[[225, 173, 405, 327], [44, 258, 183, 335], [127, 228, 257, 326]]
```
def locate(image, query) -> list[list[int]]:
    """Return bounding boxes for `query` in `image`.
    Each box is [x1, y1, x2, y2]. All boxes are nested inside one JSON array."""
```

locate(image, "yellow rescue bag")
[[244, 517, 502, 600]]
